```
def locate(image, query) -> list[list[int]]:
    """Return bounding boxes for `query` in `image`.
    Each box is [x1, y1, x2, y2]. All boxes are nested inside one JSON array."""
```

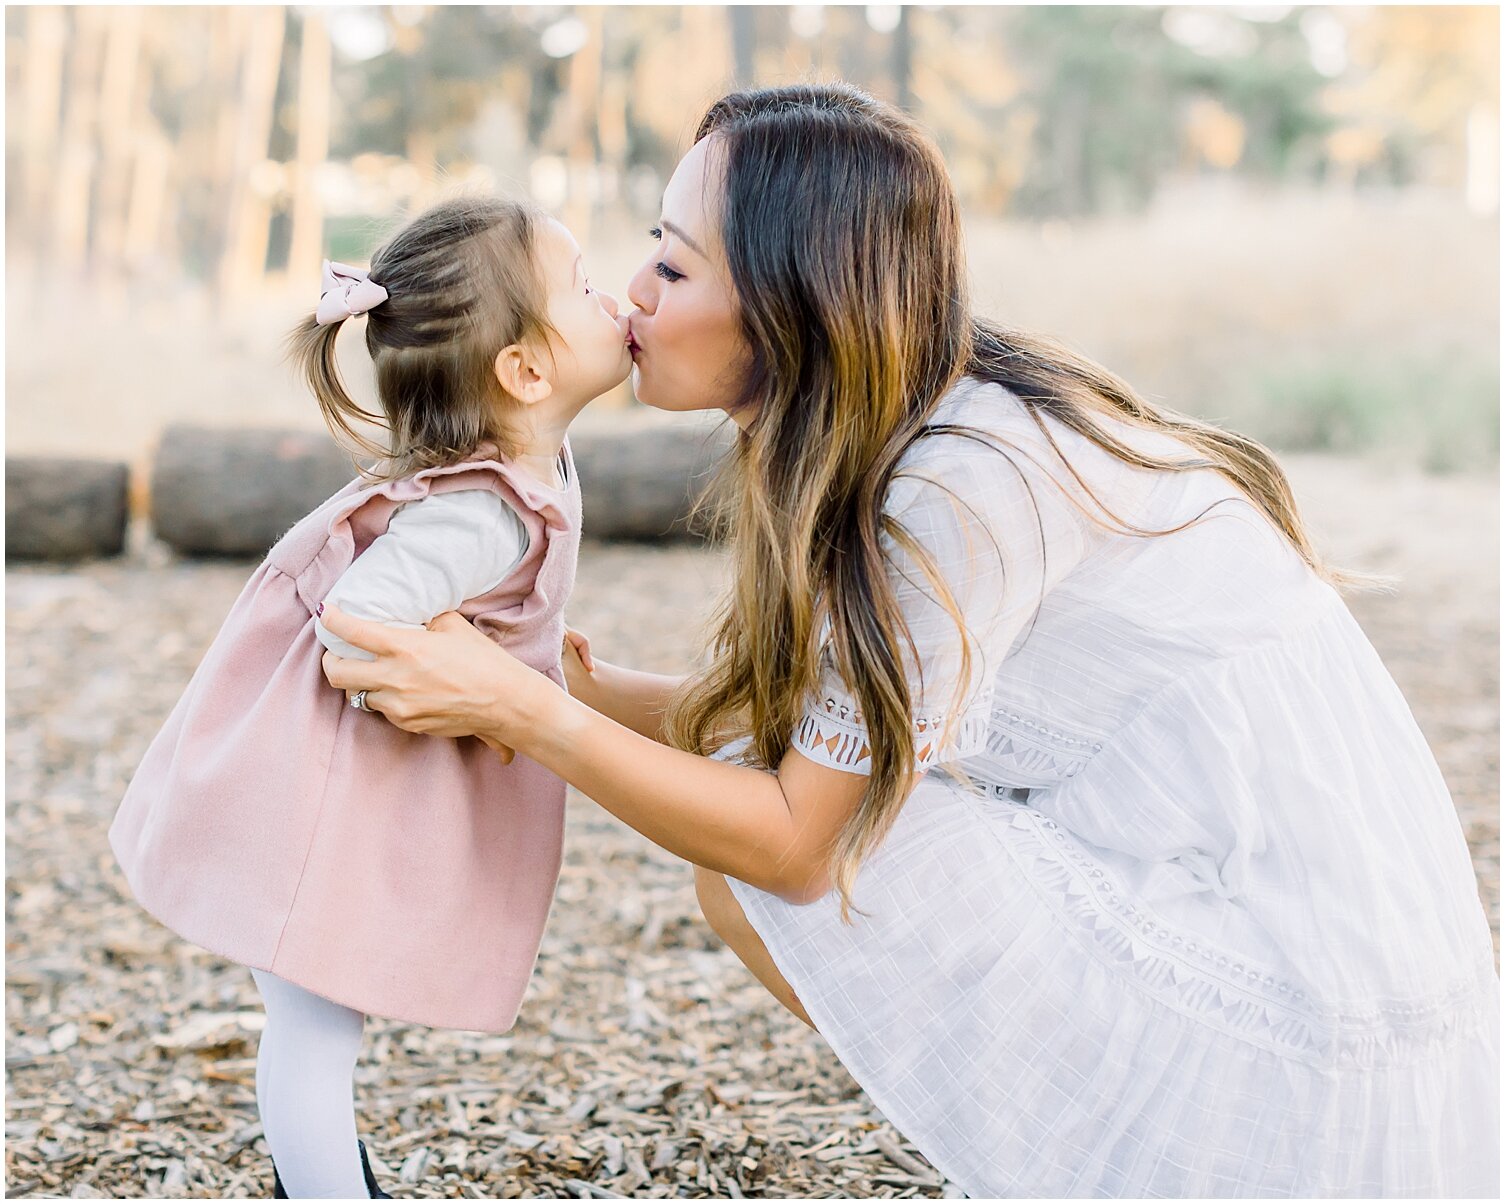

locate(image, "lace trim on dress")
[[975, 709, 1105, 783], [988, 799, 1498, 1070], [794, 694, 993, 772]]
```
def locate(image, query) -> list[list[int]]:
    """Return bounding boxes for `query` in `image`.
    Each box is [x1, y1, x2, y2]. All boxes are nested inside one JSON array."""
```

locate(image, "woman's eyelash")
[[647, 227, 682, 281]]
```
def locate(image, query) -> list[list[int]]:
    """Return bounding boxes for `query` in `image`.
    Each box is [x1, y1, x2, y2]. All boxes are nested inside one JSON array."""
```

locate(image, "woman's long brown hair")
[[662, 84, 1355, 916]]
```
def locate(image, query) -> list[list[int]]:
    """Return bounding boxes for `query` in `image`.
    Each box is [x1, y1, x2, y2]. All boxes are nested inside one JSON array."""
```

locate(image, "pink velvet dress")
[[109, 440, 580, 1032]]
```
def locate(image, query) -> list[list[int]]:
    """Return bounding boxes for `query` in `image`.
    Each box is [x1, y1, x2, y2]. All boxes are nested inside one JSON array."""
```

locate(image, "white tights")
[[250, 968, 370, 1199]]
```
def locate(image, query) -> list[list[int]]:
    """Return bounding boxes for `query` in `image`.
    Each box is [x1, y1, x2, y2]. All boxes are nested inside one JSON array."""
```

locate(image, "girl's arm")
[[320, 606, 868, 903], [313, 491, 527, 660], [562, 635, 684, 743]]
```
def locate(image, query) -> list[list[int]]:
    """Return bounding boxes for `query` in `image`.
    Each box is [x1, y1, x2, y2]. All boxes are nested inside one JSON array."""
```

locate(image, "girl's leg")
[[693, 866, 815, 1029], [250, 968, 368, 1198]]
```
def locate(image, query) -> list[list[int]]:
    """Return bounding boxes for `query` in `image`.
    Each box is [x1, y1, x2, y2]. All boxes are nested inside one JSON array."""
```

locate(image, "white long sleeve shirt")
[[313, 489, 529, 662]]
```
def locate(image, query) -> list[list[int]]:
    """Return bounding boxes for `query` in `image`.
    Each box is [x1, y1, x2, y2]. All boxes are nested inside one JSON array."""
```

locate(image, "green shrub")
[[1203, 351, 1499, 474]]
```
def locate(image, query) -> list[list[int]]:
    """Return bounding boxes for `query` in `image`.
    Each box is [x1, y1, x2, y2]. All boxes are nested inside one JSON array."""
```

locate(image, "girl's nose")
[[597, 289, 620, 318]]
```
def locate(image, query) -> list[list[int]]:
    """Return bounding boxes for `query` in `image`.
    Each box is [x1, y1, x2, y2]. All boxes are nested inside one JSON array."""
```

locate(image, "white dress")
[[725, 377, 1500, 1198]]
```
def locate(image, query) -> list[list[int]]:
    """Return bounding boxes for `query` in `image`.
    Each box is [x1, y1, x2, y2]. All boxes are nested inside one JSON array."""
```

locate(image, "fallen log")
[[5, 457, 130, 561], [150, 426, 356, 557]]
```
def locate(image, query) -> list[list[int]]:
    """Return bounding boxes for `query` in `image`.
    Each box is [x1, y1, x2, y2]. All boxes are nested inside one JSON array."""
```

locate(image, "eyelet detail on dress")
[[796, 694, 994, 772], [799, 685, 1108, 786], [979, 801, 1499, 1069]]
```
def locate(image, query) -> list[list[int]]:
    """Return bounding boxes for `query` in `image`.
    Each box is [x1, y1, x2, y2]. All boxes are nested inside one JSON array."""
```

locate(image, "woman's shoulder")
[[886, 377, 1091, 520], [901, 376, 1069, 474]]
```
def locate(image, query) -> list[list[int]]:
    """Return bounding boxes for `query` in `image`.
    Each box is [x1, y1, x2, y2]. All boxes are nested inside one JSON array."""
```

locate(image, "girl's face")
[[625, 138, 751, 418], [538, 218, 631, 404]]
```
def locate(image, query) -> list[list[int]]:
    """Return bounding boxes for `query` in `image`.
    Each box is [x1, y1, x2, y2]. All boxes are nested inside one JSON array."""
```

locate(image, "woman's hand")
[[318, 604, 561, 761]]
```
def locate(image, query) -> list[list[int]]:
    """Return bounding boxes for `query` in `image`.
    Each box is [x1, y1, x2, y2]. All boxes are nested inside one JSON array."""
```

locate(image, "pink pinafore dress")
[[109, 440, 580, 1032]]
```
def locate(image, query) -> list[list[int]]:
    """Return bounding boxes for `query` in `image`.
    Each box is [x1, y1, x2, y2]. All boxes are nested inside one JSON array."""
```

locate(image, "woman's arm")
[[321, 606, 868, 903]]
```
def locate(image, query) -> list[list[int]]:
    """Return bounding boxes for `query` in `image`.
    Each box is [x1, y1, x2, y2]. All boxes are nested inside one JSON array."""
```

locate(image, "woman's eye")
[[654, 262, 684, 283], [648, 226, 662, 241]]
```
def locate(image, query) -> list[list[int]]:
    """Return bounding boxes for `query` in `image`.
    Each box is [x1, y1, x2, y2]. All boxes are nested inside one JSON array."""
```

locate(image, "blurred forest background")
[[5, 4, 1500, 477], [5, 12, 1500, 1195]]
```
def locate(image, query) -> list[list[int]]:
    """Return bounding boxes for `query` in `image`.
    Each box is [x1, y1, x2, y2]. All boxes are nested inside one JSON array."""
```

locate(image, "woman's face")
[[625, 137, 751, 418]]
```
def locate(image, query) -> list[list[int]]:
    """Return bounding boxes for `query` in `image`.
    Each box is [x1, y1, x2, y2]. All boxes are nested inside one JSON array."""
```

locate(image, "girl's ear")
[[493, 344, 554, 406]]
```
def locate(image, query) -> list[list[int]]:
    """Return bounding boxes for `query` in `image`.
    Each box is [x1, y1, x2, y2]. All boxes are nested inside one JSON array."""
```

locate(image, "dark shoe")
[[270, 1140, 390, 1198], [359, 1140, 392, 1199]]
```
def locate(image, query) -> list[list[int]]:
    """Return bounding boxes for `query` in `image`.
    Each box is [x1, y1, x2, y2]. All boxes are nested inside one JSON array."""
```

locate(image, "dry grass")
[[7, 184, 1497, 476]]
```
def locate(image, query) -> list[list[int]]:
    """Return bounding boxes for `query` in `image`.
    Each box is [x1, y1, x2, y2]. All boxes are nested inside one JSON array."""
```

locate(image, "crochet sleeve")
[[314, 489, 528, 663]]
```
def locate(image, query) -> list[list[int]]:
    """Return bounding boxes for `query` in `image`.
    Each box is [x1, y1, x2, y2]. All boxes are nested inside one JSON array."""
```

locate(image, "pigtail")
[[286, 195, 556, 484], [285, 314, 390, 466]]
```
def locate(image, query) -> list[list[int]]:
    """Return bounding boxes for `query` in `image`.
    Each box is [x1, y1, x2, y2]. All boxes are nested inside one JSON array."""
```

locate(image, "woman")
[[320, 85, 1499, 1197]]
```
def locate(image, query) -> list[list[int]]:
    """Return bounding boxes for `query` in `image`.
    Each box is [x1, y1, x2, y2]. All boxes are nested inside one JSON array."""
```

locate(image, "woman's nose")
[[597, 289, 620, 318], [626, 259, 656, 314]]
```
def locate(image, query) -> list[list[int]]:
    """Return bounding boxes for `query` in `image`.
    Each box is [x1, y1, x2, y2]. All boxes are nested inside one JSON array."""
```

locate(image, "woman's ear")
[[493, 344, 554, 406]]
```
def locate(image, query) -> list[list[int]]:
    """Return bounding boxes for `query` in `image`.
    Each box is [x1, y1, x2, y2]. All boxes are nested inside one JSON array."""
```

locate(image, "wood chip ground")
[[7, 456, 1497, 1198]]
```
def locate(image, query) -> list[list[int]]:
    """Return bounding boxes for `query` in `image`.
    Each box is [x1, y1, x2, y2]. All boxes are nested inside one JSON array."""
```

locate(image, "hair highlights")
[[663, 84, 1353, 918]]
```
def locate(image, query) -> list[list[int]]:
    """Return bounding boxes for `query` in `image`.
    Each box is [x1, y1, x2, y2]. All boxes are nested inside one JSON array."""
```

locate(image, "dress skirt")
[[726, 773, 1500, 1198]]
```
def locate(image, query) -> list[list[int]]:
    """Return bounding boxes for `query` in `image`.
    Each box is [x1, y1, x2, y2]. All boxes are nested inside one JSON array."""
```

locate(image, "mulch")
[[7, 457, 1498, 1197]]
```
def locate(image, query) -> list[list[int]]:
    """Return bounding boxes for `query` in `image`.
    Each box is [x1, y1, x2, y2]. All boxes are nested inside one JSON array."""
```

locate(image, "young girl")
[[109, 195, 631, 1198]]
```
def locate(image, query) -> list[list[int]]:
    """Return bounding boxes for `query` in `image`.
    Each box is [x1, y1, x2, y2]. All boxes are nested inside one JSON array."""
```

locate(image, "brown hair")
[[287, 195, 554, 482], [661, 83, 1355, 916]]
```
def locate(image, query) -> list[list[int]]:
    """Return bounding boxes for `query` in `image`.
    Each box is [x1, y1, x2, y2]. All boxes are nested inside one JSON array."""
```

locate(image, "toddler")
[[109, 195, 630, 1197]]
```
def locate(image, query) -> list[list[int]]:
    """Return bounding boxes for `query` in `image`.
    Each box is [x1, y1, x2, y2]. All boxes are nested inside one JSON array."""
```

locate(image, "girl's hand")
[[318, 604, 554, 760], [561, 626, 599, 703], [564, 626, 596, 673], [475, 732, 516, 765]]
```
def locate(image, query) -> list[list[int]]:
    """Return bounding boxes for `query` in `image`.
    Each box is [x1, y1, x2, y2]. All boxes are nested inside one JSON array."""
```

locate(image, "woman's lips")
[[625, 323, 642, 359]]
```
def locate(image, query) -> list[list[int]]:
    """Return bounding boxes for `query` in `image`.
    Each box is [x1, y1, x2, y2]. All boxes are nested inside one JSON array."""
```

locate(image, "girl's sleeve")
[[793, 438, 1091, 774], [314, 490, 528, 662]]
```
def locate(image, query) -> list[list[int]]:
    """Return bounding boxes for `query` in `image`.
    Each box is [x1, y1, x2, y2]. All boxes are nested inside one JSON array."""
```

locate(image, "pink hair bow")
[[316, 259, 389, 325]]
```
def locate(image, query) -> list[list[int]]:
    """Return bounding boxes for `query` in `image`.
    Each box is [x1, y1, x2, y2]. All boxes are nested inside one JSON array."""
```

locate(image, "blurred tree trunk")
[[19, 6, 66, 274], [218, 5, 285, 296], [53, 8, 108, 272], [207, 6, 246, 266], [286, 12, 331, 287], [730, 6, 757, 86], [562, 7, 604, 242], [892, 6, 914, 112], [123, 110, 170, 274], [389, 13, 436, 211], [599, 33, 629, 216], [93, 6, 144, 282]]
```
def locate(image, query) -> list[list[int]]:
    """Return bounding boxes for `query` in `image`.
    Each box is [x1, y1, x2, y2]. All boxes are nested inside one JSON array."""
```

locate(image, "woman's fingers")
[[322, 649, 384, 692], [320, 602, 549, 745], [344, 687, 390, 717], [322, 644, 397, 692], [427, 610, 473, 635], [317, 603, 404, 657]]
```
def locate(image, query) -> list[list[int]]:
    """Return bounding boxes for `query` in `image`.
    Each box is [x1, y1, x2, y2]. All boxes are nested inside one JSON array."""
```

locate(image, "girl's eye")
[[648, 226, 662, 241]]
